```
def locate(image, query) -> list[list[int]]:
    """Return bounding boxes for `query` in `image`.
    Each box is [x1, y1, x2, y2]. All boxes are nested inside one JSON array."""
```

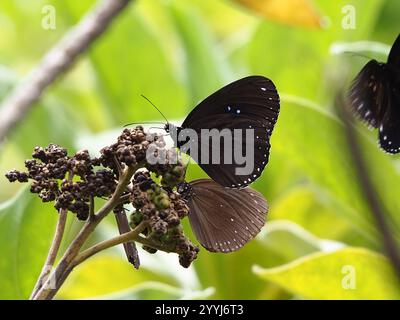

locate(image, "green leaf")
[[373, 0, 400, 41], [0, 187, 58, 299], [247, 0, 384, 103], [88, 283, 215, 300], [271, 186, 375, 248], [88, 6, 187, 125], [271, 98, 400, 245], [0, 144, 25, 201], [192, 238, 284, 299], [169, 1, 234, 106], [56, 254, 206, 300], [253, 247, 400, 299], [259, 220, 344, 261], [192, 220, 340, 299]]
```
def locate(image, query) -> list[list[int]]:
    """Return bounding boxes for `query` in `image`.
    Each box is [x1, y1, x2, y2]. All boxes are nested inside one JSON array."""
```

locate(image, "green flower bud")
[[129, 210, 143, 227]]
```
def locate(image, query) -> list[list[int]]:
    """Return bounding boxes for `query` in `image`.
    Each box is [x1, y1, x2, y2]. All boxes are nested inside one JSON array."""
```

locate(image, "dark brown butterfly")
[[178, 179, 268, 253], [166, 76, 280, 188], [348, 34, 400, 154]]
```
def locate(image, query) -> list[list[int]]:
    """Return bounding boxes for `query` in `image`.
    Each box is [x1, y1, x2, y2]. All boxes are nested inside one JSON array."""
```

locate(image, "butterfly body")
[[170, 76, 280, 188], [177, 179, 268, 253], [349, 34, 400, 154]]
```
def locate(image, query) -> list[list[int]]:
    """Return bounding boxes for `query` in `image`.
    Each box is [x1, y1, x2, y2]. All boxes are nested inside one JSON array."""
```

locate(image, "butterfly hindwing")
[[185, 179, 268, 253], [180, 76, 280, 188], [348, 60, 387, 128]]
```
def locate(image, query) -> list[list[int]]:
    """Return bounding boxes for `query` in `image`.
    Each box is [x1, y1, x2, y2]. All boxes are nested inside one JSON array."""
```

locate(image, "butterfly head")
[[164, 123, 172, 133], [164, 123, 184, 147], [164, 123, 183, 132]]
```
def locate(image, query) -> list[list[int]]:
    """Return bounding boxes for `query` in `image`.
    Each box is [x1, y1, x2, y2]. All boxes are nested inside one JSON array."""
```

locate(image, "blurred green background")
[[0, 0, 400, 300]]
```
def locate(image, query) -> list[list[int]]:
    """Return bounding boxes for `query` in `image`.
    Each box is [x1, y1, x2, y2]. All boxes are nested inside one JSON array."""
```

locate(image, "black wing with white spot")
[[378, 85, 400, 154], [348, 60, 387, 128], [185, 179, 267, 253], [180, 76, 280, 188], [348, 34, 400, 154], [378, 34, 400, 153], [387, 34, 400, 69]]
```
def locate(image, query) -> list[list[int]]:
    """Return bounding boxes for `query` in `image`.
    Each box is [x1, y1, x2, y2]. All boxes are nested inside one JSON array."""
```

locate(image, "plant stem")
[[337, 95, 400, 280], [71, 221, 147, 267], [29, 208, 68, 299], [134, 235, 175, 253], [32, 164, 139, 300], [114, 209, 140, 269], [89, 196, 95, 220]]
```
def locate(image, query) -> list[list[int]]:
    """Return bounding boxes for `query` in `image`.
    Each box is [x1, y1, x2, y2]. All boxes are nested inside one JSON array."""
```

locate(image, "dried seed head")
[[5, 126, 198, 268]]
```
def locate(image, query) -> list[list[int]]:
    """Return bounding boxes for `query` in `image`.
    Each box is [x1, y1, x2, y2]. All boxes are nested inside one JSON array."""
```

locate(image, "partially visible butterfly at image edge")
[[169, 75, 280, 188], [348, 33, 400, 154], [178, 179, 268, 253]]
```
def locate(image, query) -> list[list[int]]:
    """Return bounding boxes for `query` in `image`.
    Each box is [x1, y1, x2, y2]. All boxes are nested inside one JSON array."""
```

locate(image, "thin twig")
[[117, 194, 131, 205], [112, 153, 140, 266], [114, 209, 140, 269], [71, 221, 147, 267], [32, 164, 139, 300], [337, 94, 400, 280], [113, 155, 124, 179], [30, 170, 74, 297], [29, 208, 68, 299], [134, 235, 175, 253], [89, 196, 95, 220], [50, 232, 177, 296], [0, 0, 133, 141]]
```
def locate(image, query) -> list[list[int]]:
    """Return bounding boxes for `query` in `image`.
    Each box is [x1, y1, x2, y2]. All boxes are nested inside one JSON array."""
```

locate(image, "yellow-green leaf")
[[253, 248, 400, 299], [0, 187, 58, 299], [57, 254, 180, 299]]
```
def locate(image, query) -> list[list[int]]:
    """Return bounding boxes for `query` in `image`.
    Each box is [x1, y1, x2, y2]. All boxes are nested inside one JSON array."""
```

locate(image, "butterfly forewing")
[[348, 34, 400, 154], [185, 179, 268, 253], [180, 76, 280, 188], [378, 88, 400, 153], [388, 34, 400, 69]]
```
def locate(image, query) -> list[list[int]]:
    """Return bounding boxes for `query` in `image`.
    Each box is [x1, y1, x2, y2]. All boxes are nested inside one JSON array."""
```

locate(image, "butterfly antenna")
[[141, 95, 169, 124], [123, 121, 165, 128]]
